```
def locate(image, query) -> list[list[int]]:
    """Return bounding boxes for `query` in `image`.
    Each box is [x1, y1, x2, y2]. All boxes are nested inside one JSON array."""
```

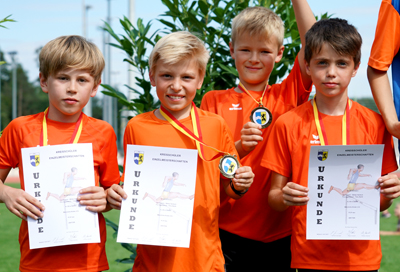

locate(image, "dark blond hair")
[[39, 35, 105, 85], [231, 6, 284, 47], [305, 18, 362, 65], [149, 31, 210, 76]]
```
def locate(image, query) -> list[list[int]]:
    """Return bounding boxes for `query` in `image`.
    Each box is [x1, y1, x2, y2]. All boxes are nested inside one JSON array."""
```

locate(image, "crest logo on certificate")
[[307, 145, 384, 240], [117, 145, 198, 248], [22, 143, 100, 249], [134, 151, 144, 165], [30, 153, 40, 167]]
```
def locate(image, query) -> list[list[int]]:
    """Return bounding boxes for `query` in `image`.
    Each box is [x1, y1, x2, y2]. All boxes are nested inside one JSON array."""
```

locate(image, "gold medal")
[[238, 82, 272, 128], [218, 154, 240, 179], [250, 106, 272, 129]]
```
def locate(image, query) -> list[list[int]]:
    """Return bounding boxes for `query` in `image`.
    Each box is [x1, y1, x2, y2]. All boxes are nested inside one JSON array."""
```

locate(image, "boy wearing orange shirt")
[[200, 1, 315, 271], [0, 36, 120, 272], [264, 18, 400, 271], [107, 31, 254, 272]]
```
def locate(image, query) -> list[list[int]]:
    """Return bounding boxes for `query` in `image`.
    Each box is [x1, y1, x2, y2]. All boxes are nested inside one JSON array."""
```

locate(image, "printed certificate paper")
[[307, 145, 384, 240], [117, 145, 198, 248], [22, 143, 100, 249]]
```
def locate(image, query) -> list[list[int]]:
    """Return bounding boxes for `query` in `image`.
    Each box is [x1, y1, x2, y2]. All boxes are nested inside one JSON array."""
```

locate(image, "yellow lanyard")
[[238, 82, 269, 106], [312, 97, 350, 146], [159, 102, 231, 161], [40, 108, 83, 146]]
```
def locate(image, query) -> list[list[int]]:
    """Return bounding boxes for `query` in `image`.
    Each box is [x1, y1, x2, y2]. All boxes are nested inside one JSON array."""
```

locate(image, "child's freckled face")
[[305, 43, 359, 99], [150, 58, 204, 120], [40, 69, 98, 123], [230, 32, 284, 91]]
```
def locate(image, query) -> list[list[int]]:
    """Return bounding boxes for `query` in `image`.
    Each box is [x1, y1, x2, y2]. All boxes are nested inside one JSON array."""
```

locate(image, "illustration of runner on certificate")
[[328, 164, 379, 225], [328, 164, 378, 196], [46, 167, 84, 202], [142, 172, 194, 235], [45, 167, 91, 229], [143, 172, 194, 203]]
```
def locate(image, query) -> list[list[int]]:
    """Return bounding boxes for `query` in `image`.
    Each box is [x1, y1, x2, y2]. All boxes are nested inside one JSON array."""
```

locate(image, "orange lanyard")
[[312, 97, 350, 146], [238, 82, 269, 107], [40, 108, 83, 146], [159, 102, 230, 161]]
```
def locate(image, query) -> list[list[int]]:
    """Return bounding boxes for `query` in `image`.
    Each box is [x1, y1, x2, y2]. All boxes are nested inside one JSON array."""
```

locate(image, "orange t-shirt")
[[0, 113, 120, 272], [124, 109, 237, 272], [261, 101, 398, 270], [200, 57, 311, 242], [368, 0, 400, 71]]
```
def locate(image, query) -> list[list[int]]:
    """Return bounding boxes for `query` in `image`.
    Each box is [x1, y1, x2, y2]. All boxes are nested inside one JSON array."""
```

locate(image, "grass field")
[[1, 183, 400, 271]]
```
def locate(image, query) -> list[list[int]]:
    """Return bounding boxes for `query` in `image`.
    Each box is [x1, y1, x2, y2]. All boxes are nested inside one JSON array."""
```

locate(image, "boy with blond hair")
[[107, 31, 254, 272], [200, 1, 315, 270], [0, 35, 120, 271], [264, 18, 400, 271]]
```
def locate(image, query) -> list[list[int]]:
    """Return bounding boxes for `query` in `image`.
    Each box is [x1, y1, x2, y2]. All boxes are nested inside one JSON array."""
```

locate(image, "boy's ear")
[[352, 62, 361, 77], [229, 41, 235, 59], [39, 73, 49, 94], [90, 79, 100, 98], [304, 59, 311, 76], [197, 73, 205, 90], [149, 71, 156, 87], [275, 45, 285, 63]]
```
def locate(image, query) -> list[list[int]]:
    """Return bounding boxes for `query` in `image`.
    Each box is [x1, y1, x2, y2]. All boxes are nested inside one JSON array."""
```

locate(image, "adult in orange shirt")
[[0, 36, 120, 272], [263, 18, 400, 271], [107, 31, 254, 272], [200, 1, 315, 271], [368, 0, 400, 139]]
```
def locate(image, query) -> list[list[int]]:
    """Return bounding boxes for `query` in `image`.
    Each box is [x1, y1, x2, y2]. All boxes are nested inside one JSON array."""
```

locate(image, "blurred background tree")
[[102, 0, 329, 119]]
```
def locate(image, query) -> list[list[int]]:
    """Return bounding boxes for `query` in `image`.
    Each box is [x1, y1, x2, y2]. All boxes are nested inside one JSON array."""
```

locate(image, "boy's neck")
[[314, 91, 349, 116], [47, 107, 82, 123], [154, 107, 191, 121], [235, 80, 268, 93]]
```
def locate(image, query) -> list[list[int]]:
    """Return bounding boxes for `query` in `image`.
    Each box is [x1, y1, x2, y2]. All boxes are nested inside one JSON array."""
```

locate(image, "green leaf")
[[0, 15, 16, 29]]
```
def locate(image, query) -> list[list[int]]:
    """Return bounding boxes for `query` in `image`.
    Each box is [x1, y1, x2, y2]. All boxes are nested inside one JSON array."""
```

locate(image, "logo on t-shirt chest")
[[310, 134, 321, 145], [229, 104, 242, 110]]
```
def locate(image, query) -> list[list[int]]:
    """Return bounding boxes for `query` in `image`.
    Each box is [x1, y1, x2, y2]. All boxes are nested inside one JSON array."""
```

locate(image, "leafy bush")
[[102, 0, 328, 117]]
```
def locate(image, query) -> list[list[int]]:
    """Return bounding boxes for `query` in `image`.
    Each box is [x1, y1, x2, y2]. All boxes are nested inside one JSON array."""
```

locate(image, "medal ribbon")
[[238, 82, 269, 106], [159, 102, 230, 161], [313, 97, 350, 146], [40, 108, 84, 146]]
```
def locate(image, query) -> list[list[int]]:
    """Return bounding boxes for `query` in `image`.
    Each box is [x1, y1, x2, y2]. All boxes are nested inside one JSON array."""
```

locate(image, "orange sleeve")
[[381, 128, 398, 175], [0, 119, 22, 169], [221, 118, 239, 158], [368, 0, 400, 71], [98, 125, 120, 188], [281, 57, 312, 106], [261, 116, 292, 178], [200, 91, 214, 112], [121, 121, 133, 183]]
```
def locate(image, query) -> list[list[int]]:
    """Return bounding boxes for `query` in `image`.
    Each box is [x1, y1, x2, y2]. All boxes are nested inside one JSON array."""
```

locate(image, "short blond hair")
[[149, 31, 210, 76], [231, 6, 284, 48], [39, 35, 105, 85]]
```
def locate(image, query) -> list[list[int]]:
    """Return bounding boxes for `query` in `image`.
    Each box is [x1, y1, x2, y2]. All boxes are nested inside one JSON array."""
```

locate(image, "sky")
[[0, 0, 387, 98]]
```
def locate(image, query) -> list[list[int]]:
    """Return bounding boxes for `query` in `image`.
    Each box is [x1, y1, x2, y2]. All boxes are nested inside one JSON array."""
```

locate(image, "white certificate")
[[307, 145, 384, 240], [22, 143, 100, 249], [117, 145, 198, 248]]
